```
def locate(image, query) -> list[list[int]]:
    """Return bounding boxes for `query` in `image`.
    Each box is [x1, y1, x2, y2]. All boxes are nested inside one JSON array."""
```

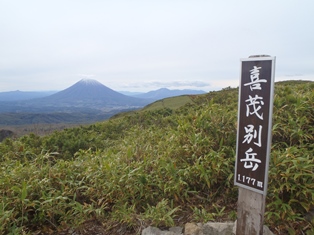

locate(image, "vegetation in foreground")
[[0, 81, 313, 234]]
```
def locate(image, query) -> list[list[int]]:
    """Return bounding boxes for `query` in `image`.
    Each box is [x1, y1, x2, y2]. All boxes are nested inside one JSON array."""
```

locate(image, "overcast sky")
[[1, 0, 313, 92]]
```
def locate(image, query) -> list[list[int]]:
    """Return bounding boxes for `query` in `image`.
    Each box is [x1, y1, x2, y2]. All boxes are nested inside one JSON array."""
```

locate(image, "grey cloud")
[[1, 1, 314, 92], [283, 74, 304, 77]]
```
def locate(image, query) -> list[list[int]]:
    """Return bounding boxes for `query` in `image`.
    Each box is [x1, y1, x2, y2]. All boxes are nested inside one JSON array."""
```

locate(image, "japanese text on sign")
[[241, 66, 264, 171], [235, 57, 275, 195]]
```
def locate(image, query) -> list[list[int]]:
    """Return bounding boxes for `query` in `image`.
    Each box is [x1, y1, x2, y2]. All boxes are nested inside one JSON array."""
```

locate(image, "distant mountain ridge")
[[0, 79, 153, 113], [133, 88, 206, 101], [0, 90, 57, 101], [0, 79, 207, 125], [0, 80, 206, 103]]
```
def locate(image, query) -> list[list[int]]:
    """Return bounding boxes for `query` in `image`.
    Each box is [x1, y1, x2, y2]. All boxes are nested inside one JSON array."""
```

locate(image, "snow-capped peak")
[[79, 79, 101, 86]]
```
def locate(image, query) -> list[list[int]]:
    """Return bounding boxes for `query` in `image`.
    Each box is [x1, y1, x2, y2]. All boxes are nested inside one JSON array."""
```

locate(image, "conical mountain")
[[0, 79, 152, 123], [39, 79, 150, 108], [0, 79, 151, 113]]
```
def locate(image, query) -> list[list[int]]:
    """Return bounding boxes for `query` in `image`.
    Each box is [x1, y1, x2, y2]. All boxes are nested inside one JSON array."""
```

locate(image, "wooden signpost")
[[235, 55, 276, 234]]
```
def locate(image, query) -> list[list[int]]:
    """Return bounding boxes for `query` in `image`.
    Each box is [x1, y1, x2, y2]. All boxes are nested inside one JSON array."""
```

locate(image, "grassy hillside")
[[142, 95, 197, 111], [0, 81, 313, 234]]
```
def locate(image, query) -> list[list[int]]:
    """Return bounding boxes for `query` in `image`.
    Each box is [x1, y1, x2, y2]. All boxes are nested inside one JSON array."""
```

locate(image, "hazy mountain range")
[[0, 79, 206, 125], [0, 90, 57, 101], [0, 79, 206, 103]]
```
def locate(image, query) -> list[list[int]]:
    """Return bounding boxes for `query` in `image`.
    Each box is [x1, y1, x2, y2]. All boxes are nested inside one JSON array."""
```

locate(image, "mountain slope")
[[1, 81, 313, 234]]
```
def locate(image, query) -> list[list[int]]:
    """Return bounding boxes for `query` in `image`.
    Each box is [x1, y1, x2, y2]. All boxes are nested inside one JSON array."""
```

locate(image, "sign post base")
[[236, 188, 266, 235]]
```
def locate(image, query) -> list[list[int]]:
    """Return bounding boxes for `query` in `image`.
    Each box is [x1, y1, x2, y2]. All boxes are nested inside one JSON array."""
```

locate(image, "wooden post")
[[236, 188, 266, 234], [234, 55, 276, 235]]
